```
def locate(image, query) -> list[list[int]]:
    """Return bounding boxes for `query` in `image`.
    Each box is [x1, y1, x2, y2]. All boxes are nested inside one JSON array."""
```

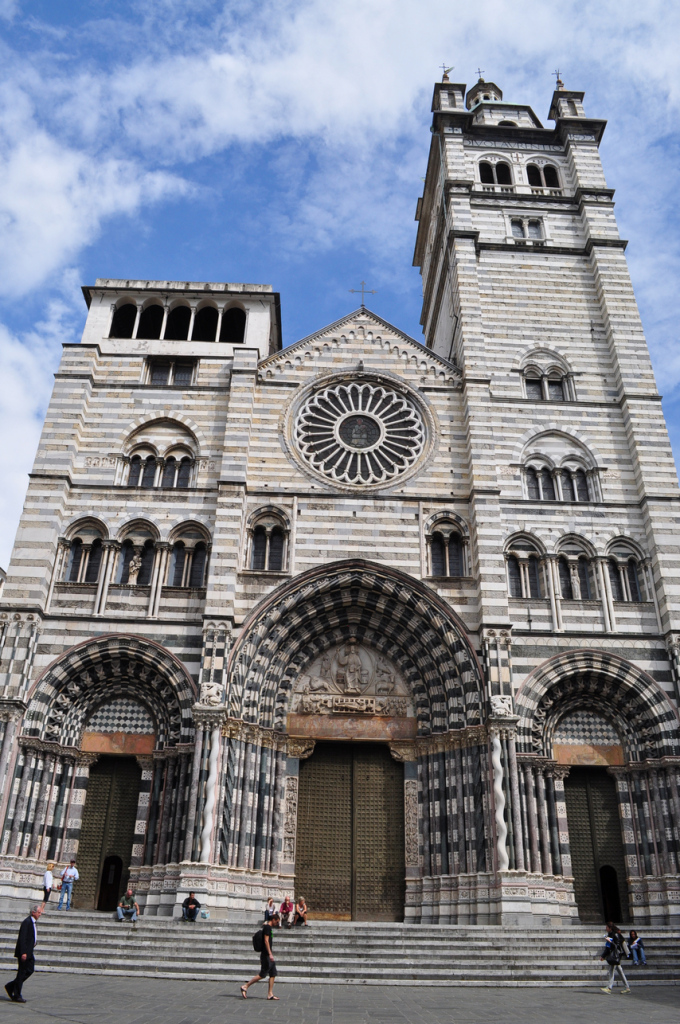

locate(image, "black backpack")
[[252, 928, 264, 953], [606, 935, 622, 965]]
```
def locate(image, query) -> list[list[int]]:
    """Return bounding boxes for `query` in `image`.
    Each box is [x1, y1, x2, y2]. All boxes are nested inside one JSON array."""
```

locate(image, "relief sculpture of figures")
[[337, 640, 363, 694]]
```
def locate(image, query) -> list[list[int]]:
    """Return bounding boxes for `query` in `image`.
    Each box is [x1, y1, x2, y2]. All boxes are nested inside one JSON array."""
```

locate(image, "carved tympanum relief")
[[292, 641, 413, 718]]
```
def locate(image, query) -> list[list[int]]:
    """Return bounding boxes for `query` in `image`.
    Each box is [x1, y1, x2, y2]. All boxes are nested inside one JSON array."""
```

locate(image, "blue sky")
[[0, 0, 679, 567]]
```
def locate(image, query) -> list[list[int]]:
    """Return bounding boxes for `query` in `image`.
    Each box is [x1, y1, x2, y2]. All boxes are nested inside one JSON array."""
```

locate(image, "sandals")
[[268, 995, 280, 1000], [241, 986, 248, 999]]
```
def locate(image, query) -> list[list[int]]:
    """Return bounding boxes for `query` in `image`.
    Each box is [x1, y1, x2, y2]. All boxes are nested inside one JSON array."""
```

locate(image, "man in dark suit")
[[5, 904, 43, 1003]]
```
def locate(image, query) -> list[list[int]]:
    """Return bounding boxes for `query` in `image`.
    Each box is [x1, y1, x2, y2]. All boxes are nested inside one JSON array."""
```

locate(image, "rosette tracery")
[[295, 381, 425, 486]]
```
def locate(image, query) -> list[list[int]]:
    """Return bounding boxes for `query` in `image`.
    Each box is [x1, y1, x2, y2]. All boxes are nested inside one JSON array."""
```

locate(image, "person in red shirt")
[[279, 896, 294, 928]]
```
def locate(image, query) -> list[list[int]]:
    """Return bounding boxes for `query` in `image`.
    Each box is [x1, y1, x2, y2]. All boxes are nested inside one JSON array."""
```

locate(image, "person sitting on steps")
[[182, 892, 201, 922], [117, 889, 139, 923], [264, 898, 277, 924], [279, 895, 294, 928], [629, 930, 647, 966], [294, 896, 308, 926]]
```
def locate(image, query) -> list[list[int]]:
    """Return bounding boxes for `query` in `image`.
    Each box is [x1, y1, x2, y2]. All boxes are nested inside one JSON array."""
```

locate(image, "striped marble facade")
[[0, 76, 679, 925]]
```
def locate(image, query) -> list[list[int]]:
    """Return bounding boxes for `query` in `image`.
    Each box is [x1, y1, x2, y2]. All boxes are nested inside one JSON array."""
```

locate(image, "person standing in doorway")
[[42, 863, 54, 903], [58, 860, 79, 910], [5, 904, 43, 1003], [600, 921, 630, 994], [241, 913, 280, 1000]]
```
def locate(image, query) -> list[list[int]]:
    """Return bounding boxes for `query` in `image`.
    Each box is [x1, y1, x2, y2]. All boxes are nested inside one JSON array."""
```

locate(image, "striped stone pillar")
[[665, 761, 680, 866], [131, 757, 154, 866], [552, 766, 571, 877], [0, 705, 23, 826], [507, 733, 525, 872], [156, 755, 176, 865], [7, 745, 36, 856], [62, 754, 97, 859], [47, 756, 74, 862], [183, 727, 205, 862], [535, 766, 552, 875], [609, 768, 640, 879], [28, 751, 55, 859], [630, 771, 654, 876], [170, 752, 189, 865], [650, 767, 673, 875]]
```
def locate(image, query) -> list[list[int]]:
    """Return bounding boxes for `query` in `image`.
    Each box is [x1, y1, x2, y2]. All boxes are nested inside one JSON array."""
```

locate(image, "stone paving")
[[1, 972, 678, 1024]]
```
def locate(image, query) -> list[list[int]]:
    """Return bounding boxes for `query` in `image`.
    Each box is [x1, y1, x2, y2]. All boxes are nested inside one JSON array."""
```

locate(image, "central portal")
[[295, 742, 405, 921]]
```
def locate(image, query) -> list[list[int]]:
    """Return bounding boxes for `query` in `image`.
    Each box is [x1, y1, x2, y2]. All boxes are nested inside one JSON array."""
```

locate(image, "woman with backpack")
[[629, 930, 647, 966], [241, 912, 280, 1000], [600, 922, 630, 994]]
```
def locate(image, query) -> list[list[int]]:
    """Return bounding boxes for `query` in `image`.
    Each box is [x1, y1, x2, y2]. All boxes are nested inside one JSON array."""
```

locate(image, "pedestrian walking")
[[241, 912, 280, 1000], [600, 921, 630, 994], [42, 863, 54, 903], [629, 930, 647, 966], [57, 859, 79, 910], [5, 904, 43, 1003]]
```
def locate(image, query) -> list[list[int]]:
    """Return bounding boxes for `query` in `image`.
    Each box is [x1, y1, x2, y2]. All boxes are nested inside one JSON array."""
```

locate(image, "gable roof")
[[259, 307, 459, 375]]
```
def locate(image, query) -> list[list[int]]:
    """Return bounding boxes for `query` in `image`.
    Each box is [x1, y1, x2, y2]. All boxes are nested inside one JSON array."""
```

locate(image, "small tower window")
[[539, 469, 556, 500], [562, 473, 575, 501], [527, 164, 542, 187], [128, 455, 142, 487], [547, 378, 564, 401], [170, 541, 186, 586], [627, 559, 641, 603], [192, 306, 218, 342], [173, 362, 194, 387], [268, 529, 285, 572], [507, 555, 522, 598], [495, 162, 512, 185], [84, 539, 103, 584], [164, 306, 191, 341], [575, 470, 590, 502], [137, 540, 156, 587], [150, 362, 171, 385], [220, 308, 246, 344], [67, 538, 83, 582], [117, 541, 134, 584], [479, 162, 494, 184], [578, 557, 592, 600], [110, 303, 137, 339], [527, 220, 543, 240], [479, 161, 512, 187], [527, 163, 561, 190], [189, 543, 207, 587], [526, 467, 540, 500], [251, 526, 267, 570], [137, 304, 164, 340], [608, 559, 624, 602], [162, 457, 177, 488], [177, 456, 192, 488], [543, 165, 560, 188], [525, 377, 543, 400], [511, 219, 525, 238], [248, 511, 289, 572], [528, 556, 542, 598]]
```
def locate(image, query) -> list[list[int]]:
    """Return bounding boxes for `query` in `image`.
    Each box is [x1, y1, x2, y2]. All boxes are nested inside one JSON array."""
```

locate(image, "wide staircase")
[[1, 912, 678, 987]]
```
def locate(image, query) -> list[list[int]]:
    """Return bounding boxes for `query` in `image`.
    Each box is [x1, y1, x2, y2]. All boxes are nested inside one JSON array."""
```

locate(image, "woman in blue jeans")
[[629, 931, 646, 965]]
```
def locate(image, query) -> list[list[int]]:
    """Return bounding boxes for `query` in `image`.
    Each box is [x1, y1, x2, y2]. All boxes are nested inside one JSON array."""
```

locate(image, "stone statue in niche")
[[292, 642, 411, 717], [127, 553, 142, 585]]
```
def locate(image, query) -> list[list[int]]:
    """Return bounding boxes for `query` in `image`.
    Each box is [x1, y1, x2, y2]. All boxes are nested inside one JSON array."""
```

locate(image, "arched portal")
[[2, 636, 197, 911], [515, 651, 680, 925], [221, 561, 487, 921]]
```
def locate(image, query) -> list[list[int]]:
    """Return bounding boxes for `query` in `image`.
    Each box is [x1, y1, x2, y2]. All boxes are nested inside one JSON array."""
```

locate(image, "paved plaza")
[[1, 973, 678, 1024]]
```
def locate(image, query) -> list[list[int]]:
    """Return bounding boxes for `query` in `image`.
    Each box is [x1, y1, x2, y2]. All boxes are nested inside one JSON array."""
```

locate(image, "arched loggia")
[[226, 559, 485, 734]]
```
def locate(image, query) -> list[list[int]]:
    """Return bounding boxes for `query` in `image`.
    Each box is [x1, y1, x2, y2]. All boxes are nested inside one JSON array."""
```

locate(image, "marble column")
[[7, 746, 35, 856], [522, 762, 540, 873], [535, 767, 552, 875], [183, 727, 205, 862], [28, 752, 55, 859]]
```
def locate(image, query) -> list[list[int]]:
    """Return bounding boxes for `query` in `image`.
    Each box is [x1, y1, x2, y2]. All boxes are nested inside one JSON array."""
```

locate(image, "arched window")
[[527, 164, 561, 189], [128, 455, 142, 487], [525, 377, 543, 400], [540, 469, 555, 501], [527, 164, 542, 187], [164, 306, 191, 341], [528, 556, 542, 598], [110, 303, 137, 339], [578, 557, 592, 600], [220, 308, 246, 344], [561, 473, 575, 501], [177, 457, 192, 488], [479, 161, 512, 186], [137, 540, 156, 587], [268, 529, 285, 572], [558, 557, 573, 600], [67, 538, 83, 582], [192, 306, 218, 342], [547, 378, 564, 401], [608, 559, 624, 602], [162, 457, 177, 489], [141, 456, 157, 487], [431, 533, 446, 577], [249, 513, 289, 571], [575, 470, 590, 502], [526, 467, 540, 500], [627, 559, 641, 603], [84, 539, 103, 584], [507, 555, 522, 598], [251, 526, 267, 570], [543, 165, 560, 188], [189, 543, 207, 587], [137, 304, 164, 340], [498, 120, 517, 127], [117, 541, 134, 584], [170, 542, 186, 587]]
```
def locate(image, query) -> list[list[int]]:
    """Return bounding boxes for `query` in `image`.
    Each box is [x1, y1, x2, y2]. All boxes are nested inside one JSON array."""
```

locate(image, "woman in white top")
[[42, 863, 54, 903]]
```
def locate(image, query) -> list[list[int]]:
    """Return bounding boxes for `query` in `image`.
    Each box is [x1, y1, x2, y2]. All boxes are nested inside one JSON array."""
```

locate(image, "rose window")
[[295, 381, 426, 486]]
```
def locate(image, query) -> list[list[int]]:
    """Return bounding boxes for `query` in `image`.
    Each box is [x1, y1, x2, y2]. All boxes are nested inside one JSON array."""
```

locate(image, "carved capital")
[[287, 738, 315, 760], [0, 699, 27, 723], [192, 704, 228, 731], [389, 742, 416, 763]]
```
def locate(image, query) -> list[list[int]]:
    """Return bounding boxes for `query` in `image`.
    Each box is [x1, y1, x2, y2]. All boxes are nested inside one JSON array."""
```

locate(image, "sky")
[[0, 0, 679, 569]]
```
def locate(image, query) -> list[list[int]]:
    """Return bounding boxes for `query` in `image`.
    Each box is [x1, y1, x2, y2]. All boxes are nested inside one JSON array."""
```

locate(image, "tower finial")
[[476, 67, 485, 82], [553, 68, 564, 89], [439, 64, 453, 83]]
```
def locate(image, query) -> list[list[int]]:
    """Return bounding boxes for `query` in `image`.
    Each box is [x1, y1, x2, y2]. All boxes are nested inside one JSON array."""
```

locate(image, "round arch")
[[24, 634, 197, 749], [226, 559, 484, 734], [515, 649, 680, 761]]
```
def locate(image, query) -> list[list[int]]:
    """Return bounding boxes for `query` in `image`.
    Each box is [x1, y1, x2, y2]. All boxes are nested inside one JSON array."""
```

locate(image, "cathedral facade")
[[0, 77, 679, 926]]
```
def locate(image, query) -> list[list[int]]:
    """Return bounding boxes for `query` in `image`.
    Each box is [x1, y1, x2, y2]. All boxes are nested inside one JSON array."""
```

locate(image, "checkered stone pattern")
[[553, 709, 620, 746], [229, 562, 483, 735], [24, 635, 196, 749], [85, 699, 155, 735]]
